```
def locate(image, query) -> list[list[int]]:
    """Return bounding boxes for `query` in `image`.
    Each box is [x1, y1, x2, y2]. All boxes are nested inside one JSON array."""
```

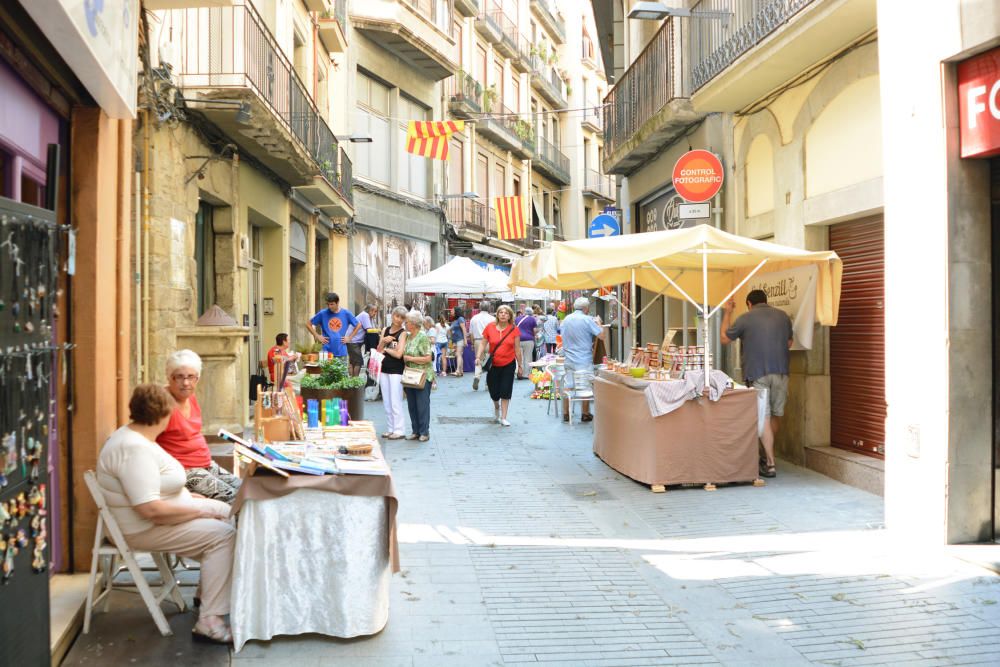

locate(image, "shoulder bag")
[[481, 324, 517, 373], [401, 366, 427, 389]]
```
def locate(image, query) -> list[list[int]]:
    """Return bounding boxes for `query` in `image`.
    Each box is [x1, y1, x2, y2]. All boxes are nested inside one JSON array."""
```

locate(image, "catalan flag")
[[495, 196, 526, 240], [405, 120, 465, 160]]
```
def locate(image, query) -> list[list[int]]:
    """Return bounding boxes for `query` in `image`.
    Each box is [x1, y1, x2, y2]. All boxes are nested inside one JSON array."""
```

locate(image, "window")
[[552, 195, 561, 236], [494, 62, 505, 108], [582, 29, 594, 61], [513, 174, 520, 198], [355, 71, 391, 184], [455, 20, 464, 68], [511, 76, 521, 113], [449, 137, 464, 194], [476, 45, 488, 85], [477, 152, 489, 203], [195, 201, 216, 316], [583, 137, 590, 172], [398, 96, 429, 196], [493, 163, 506, 199]]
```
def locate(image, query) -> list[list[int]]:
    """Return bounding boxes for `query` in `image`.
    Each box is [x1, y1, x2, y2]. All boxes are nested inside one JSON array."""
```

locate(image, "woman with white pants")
[[377, 306, 409, 439]]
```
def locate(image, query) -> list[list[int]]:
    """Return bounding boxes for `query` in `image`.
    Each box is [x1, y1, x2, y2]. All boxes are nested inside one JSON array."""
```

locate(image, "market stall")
[[225, 422, 398, 651], [509, 225, 842, 489]]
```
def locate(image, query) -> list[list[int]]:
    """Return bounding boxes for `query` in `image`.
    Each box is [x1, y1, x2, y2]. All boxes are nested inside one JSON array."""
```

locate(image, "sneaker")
[[473, 376, 480, 391], [500, 418, 511, 427]]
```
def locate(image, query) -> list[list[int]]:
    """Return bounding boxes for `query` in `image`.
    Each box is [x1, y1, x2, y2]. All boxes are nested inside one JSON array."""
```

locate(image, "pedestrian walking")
[[435, 313, 450, 376], [402, 310, 435, 442], [721, 289, 793, 478], [560, 297, 605, 423], [450, 307, 469, 377], [347, 304, 376, 377], [469, 300, 496, 391], [514, 307, 538, 379], [532, 305, 546, 360], [542, 308, 560, 354], [377, 306, 408, 440], [478, 305, 522, 427]]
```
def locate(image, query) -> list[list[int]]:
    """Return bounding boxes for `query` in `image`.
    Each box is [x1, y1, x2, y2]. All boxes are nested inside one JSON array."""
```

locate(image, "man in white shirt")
[[469, 300, 496, 391]]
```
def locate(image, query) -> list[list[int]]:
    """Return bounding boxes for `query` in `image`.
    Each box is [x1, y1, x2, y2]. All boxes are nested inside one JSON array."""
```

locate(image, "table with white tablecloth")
[[229, 473, 399, 652]]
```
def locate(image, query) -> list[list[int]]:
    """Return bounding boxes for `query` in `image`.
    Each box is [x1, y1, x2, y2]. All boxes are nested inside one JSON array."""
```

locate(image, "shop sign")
[[672, 150, 724, 202], [736, 265, 818, 350], [958, 46, 1000, 158], [638, 189, 706, 232], [21, 0, 139, 118]]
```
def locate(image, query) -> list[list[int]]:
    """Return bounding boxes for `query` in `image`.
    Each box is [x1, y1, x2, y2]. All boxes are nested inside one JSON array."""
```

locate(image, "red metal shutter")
[[829, 217, 886, 458]]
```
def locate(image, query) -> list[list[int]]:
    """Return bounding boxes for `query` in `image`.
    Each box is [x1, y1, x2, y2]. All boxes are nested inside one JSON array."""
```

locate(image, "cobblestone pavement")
[[68, 376, 1000, 666]]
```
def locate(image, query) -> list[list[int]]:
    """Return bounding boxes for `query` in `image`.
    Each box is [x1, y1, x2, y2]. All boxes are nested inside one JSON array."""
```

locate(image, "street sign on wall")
[[588, 214, 620, 238], [672, 150, 724, 202]]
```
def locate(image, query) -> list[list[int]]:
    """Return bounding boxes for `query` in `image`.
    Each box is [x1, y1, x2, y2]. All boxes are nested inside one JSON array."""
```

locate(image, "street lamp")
[[336, 134, 373, 143], [626, 1, 732, 22]]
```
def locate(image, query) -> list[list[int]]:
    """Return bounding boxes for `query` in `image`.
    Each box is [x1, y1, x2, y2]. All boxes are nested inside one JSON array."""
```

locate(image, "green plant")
[[295, 340, 322, 355], [301, 357, 366, 390], [564, 84, 572, 97], [483, 84, 498, 112], [513, 119, 534, 143]]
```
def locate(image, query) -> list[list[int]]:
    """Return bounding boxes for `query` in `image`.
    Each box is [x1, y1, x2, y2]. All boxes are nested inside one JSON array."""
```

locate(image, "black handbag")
[[481, 324, 517, 373]]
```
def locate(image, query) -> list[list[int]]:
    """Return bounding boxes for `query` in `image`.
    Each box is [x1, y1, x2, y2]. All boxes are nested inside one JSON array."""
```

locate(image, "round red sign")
[[672, 150, 724, 203]]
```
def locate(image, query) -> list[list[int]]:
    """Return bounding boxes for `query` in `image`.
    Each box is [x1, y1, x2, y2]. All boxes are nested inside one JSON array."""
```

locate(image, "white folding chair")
[[546, 363, 565, 417], [564, 369, 595, 424], [82, 471, 186, 637]]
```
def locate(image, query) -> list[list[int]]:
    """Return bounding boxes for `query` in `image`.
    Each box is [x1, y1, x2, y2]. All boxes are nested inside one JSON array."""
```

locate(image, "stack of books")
[[220, 427, 390, 477]]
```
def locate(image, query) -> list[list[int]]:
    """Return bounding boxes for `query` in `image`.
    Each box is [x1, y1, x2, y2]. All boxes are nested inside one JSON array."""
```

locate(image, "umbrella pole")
[[630, 269, 637, 350], [702, 244, 710, 392]]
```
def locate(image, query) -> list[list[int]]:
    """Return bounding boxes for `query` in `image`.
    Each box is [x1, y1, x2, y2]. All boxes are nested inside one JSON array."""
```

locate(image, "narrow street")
[[67, 376, 1000, 666]]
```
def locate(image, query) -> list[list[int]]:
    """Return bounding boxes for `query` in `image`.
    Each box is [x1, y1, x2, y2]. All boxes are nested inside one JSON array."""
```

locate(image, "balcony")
[[581, 99, 602, 133], [602, 18, 703, 176], [582, 168, 614, 202], [689, 0, 876, 111], [317, 0, 348, 53], [477, 101, 535, 159], [474, 3, 504, 44], [446, 72, 483, 119], [493, 9, 520, 60], [163, 0, 353, 215], [533, 134, 570, 185], [350, 0, 457, 81], [447, 199, 553, 251], [454, 0, 479, 17], [530, 56, 567, 107], [530, 0, 565, 45], [513, 33, 534, 72]]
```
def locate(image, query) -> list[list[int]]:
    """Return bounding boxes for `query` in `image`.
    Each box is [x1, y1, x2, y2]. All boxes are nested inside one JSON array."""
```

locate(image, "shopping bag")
[[368, 349, 385, 382]]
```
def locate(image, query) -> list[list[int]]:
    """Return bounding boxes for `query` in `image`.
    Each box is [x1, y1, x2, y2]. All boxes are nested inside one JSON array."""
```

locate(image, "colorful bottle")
[[341, 399, 350, 425], [330, 399, 341, 426], [306, 399, 319, 428]]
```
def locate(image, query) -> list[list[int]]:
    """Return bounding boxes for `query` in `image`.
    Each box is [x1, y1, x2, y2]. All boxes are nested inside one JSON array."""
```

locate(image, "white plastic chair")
[[82, 471, 186, 637], [564, 369, 595, 424], [546, 363, 565, 417]]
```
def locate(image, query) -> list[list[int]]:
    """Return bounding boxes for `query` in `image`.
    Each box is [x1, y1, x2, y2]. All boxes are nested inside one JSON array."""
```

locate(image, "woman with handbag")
[[401, 310, 435, 441], [377, 306, 409, 440], [478, 304, 522, 427]]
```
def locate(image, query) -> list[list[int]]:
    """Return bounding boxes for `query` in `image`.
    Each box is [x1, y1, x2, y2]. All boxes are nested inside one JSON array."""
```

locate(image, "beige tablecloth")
[[592, 377, 759, 486]]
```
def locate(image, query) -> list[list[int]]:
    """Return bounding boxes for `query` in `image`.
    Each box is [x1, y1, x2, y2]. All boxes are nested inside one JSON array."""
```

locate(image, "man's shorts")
[[347, 343, 364, 367], [752, 374, 789, 417], [563, 363, 594, 392]]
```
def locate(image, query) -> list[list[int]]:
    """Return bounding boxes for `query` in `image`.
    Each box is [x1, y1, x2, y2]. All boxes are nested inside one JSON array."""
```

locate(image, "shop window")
[[20, 174, 45, 208], [195, 201, 216, 316]]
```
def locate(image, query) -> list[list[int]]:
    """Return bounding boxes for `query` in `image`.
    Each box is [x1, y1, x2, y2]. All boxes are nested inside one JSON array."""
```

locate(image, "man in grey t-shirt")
[[721, 289, 793, 478]]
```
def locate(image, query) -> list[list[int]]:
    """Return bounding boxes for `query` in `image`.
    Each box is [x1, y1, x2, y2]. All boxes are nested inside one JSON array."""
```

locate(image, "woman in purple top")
[[514, 310, 538, 379]]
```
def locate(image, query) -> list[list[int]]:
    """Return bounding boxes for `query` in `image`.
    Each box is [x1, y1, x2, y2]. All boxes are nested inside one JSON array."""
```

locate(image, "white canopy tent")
[[405, 256, 509, 295]]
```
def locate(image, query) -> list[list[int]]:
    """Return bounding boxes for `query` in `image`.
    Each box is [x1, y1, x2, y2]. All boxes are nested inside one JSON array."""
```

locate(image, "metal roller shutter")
[[830, 217, 886, 458]]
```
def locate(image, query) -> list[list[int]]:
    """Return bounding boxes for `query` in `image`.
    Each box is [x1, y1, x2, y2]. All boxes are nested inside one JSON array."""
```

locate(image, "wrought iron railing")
[[530, 56, 566, 105], [447, 72, 483, 111], [535, 134, 569, 180], [339, 146, 353, 205], [602, 18, 674, 158], [689, 0, 818, 90], [168, 1, 349, 197], [584, 168, 613, 199], [581, 99, 602, 129], [446, 198, 496, 237], [333, 0, 346, 26], [494, 9, 519, 54], [481, 101, 533, 151], [530, 0, 566, 43]]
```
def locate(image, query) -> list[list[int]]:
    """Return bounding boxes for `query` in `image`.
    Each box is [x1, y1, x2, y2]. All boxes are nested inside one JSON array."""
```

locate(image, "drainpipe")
[[142, 109, 151, 382], [134, 169, 142, 383]]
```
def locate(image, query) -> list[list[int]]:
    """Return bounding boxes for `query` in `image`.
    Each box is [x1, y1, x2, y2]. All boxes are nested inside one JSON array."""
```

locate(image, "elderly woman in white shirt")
[[97, 384, 236, 644]]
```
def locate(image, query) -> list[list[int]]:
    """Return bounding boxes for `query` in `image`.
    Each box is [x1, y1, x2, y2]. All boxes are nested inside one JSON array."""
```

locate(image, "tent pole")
[[645, 261, 703, 313], [630, 268, 637, 349], [702, 244, 710, 391], [706, 259, 769, 319]]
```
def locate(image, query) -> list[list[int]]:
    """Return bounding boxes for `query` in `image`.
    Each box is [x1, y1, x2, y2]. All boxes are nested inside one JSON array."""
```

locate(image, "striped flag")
[[495, 196, 526, 240], [405, 120, 465, 161]]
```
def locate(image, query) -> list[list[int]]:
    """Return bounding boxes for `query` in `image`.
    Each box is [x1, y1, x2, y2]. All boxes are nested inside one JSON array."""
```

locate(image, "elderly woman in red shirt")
[[157, 350, 241, 503]]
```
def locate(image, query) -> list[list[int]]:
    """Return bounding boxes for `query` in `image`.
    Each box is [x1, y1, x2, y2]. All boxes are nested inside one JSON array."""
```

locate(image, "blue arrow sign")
[[588, 214, 621, 239]]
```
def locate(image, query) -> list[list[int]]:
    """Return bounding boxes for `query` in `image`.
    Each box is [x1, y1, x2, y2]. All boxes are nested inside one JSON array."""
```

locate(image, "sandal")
[[761, 465, 777, 478], [581, 414, 593, 423], [381, 432, 393, 438], [192, 619, 232, 645], [405, 434, 419, 441], [386, 433, 404, 440], [419, 435, 429, 442]]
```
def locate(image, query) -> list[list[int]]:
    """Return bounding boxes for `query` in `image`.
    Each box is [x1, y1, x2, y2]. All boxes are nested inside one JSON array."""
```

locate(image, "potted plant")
[[295, 340, 323, 363], [483, 84, 498, 113], [299, 357, 366, 420], [514, 119, 534, 143]]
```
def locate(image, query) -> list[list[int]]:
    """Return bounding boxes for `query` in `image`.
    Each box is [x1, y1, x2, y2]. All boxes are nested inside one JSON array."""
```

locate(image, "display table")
[[230, 472, 400, 651], [592, 376, 760, 489]]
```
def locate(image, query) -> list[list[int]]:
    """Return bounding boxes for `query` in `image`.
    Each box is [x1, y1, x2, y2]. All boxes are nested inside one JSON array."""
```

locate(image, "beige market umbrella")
[[509, 225, 842, 388]]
